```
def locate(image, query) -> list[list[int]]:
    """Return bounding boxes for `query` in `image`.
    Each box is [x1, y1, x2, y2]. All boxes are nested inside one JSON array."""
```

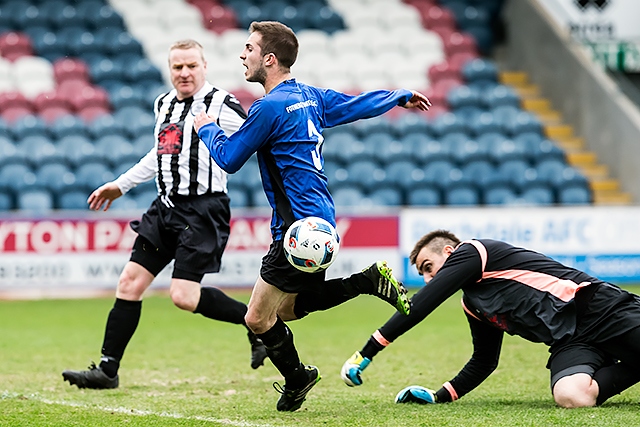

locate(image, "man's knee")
[[553, 374, 598, 408], [116, 263, 153, 300], [169, 280, 200, 312]]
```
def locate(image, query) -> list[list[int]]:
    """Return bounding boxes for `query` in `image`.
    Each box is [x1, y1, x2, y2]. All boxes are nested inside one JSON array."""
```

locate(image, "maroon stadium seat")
[[0, 32, 33, 61], [53, 58, 90, 84], [202, 5, 238, 34], [68, 86, 110, 112], [428, 61, 461, 84], [40, 106, 74, 123], [1, 106, 34, 123], [443, 32, 478, 57], [0, 91, 33, 113], [33, 91, 73, 112], [77, 106, 111, 122]]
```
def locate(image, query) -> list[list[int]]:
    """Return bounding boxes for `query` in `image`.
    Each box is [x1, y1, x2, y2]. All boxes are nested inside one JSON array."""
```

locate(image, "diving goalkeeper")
[[342, 229, 640, 408]]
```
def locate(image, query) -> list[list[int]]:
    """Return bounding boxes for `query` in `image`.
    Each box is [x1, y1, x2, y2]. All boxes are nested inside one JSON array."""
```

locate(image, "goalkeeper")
[[342, 230, 640, 408]]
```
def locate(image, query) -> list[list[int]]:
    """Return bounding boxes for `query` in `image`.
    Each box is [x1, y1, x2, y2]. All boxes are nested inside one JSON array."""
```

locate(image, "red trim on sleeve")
[[373, 330, 391, 346], [443, 381, 458, 401]]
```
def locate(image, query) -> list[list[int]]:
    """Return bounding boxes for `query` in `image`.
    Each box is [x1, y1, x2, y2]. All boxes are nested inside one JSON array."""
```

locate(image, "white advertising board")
[[400, 206, 640, 285]]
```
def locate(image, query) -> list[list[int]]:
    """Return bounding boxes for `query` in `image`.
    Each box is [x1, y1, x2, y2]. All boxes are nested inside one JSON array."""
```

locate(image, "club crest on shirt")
[[158, 122, 184, 155]]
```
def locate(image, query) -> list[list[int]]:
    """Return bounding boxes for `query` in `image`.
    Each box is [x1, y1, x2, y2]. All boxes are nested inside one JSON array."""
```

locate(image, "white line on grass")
[[2, 391, 280, 427]]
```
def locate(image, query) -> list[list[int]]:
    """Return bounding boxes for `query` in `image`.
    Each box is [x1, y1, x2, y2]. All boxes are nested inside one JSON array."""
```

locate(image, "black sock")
[[194, 287, 248, 325], [360, 336, 386, 360], [99, 298, 142, 377], [594, 361, 640, 405], [256, 317, 306, 386], [293, 277, 362, 318]]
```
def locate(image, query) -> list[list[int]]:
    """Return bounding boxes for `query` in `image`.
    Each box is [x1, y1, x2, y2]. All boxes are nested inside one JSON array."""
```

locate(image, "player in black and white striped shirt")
[[63, 39, 267, 390]]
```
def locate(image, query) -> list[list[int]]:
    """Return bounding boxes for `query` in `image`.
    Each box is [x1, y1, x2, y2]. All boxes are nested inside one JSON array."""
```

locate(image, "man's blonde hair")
[[169, 39, 205, 62]]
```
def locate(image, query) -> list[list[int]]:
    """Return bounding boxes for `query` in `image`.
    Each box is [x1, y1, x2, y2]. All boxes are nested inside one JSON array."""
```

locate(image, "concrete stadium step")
[[499, 70, 633, 205]]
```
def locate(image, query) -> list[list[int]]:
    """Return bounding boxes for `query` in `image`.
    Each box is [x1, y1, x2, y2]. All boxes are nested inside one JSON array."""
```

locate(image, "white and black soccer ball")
[[283, 216, 340, 273]]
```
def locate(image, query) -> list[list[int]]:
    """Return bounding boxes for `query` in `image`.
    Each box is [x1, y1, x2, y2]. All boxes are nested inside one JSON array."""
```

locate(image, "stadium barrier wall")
[[2, 207, 640, 298], [504, 0, 640, 202]]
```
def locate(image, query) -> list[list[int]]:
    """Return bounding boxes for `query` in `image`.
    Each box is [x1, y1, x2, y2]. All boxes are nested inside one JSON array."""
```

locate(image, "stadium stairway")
[[500, 70, 633, 205]]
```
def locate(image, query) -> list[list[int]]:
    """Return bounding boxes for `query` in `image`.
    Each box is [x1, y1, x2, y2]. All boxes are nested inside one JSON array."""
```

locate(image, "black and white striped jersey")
[[114, 82, 247, 197]]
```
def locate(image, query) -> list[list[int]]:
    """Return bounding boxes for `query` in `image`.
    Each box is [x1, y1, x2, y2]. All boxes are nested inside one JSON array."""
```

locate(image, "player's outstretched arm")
[[402, 90, 431, 111], [87, 182, 123, 211]]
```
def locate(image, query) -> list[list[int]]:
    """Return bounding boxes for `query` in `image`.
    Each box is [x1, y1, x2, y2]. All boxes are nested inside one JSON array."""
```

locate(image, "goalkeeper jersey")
[[198, 78, 412, 239]]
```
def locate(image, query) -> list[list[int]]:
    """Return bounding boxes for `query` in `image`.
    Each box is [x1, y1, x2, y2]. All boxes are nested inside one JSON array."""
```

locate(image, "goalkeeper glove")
[[341, 351, 371, 387], [395, 385, 437, 404]]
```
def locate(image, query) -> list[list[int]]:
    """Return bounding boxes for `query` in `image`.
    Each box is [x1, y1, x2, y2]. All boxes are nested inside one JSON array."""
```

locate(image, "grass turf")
[[1, 290, 640, 426]]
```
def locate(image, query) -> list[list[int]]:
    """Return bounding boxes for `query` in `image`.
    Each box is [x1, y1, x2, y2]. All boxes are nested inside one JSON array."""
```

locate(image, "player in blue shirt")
[[195, 21, 430, 412]]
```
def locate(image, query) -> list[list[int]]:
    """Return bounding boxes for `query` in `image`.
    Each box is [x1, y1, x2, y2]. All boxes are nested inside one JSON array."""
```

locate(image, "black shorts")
[[260, 239, 326, 293], [548, 284, 640, 388], [129, 193, 230, 282]]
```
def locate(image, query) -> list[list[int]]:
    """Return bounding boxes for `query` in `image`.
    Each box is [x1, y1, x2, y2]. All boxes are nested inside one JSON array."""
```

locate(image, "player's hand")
[[402, 90, 431, 111], [194, 110, 217, 132], [87, 182, 123, 211], [341, 351, 371, 387], [395, 385, 438, 404]]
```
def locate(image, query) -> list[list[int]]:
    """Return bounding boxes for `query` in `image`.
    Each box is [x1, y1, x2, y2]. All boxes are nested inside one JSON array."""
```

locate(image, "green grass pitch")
[[1, 289, 640, 426]]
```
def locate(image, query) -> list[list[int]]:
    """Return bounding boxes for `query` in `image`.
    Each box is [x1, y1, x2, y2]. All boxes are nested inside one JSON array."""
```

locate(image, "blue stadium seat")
[[90, 57, 125, 83], [131, 134, 155, 157], [513, 132, 544, 162], [558, 185, 592, 205], [133, 189, 157, 209], [483, 185, 519, 205], [446, 85, 481, 110], [487, 137, 528, 164], [306, 5, 345, 34], [365, 133, 412, 163], [87, 114, 127, 139], [367, 187, 403, 206], [535, 158, 568, 185], [123, 58, 163, 84], [332, 187, 367, 207], [113, 107, 152, 129], [444, 185, 480, 206], [34, 162, 77, 192], [75, 162, 114, 190], [17, 189, 54, 213], [350, 116, 392, 139], [406, 187, 441, 206], [462, 58, 498, 84], [250, 187, 270, 208], [67, 30, 100, 57], [344, 160, 386, 192], [334, 138, 370, 165], [57, 189, 89, 210], [504, 111, 543, 137], [461, 160, 499, 188], [50, 5, 86, 31], [31, 30, 67, 62], [14, 7, 50, 30], [532, 139, 567, 163], [17, 136, 65, 166], [445, 135, 490, 165], [227, 188, 250, 209], [430, 112, 468, 137], [392, 113, 430, 137], [78, 3, 123, 30], [49, 114, 88, 140], [467, 111, 502, 137], [233, 158, 263, 192], [0, 163, 36, 192], [94, 134, 135, 166], [0, 190, 12, 211], [324, 130, 358, 164], [549, 166, 589, 190], [519, 185, 555, 206], [422, 160, 456, 187], [10, 115, 48, 140], [109, 194, 138, 211], [482, 85, 521, 110], [408, 136, 450, 165], [384, 160, 424, 190]]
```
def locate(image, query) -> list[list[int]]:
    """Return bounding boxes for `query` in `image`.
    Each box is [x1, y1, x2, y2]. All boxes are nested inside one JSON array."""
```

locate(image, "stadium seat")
[[34, 162, 77, 192], [10, 115, 48, 139], [482, 85, 521, 110], [558, 185, 592, 205], [550, 166, 589, 189], [233, 158, 263, 192], [49, 114, 87, 139], [0, 192, 13, 211], [496, 159, 532, 188], [430, 112, 468, 137], [443, 31, 477, 57], [56, 135, 103, 168], [94, 135, 135, 166], [350, 116, 392, 139], [0, 31, 33, 60], [461, 160, 498, 188], [446, 135, 490, 165], [444, 185, 480, 206], [504, 111, 543, 137], [365, 133, 412, 163], [461, 58, 498, 84], [487, 137, 529, 164], [17, 188, 54, 213], [132, 188, 158, 210], [332, 187, 367, 207], [75, 162, 114, 190], [422, 159, 457, 188], [367, 186, 404, 207], [392, 113, 431, 138], [519, 186, 555, 206], [535, 158, 568, 185], [344, 160, 386, 192], [384, 160, 424, 191], [227, 187, 250, 209], [0, 92, 33, 114], [249, 186, 270, 208], [57, 189, 89, 210], [446, 85, 481, 110], [406, 186, 441, 206], [0, 163, 36, 192], [484, 185, 519, 205], [468, 111, 502, 137]]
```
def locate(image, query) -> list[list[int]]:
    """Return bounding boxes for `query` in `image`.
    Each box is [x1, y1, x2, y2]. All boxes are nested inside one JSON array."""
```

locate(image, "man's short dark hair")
[[409, 230, 461, 265], [249, 21, 298, 70]]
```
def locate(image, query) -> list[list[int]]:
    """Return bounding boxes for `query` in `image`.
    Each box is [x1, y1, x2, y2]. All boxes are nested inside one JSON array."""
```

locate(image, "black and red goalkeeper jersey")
[[376, 239, 615, 401]]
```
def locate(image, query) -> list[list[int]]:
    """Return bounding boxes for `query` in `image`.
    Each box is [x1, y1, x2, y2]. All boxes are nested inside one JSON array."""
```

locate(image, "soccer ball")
[[283, 216, 340, 273]]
